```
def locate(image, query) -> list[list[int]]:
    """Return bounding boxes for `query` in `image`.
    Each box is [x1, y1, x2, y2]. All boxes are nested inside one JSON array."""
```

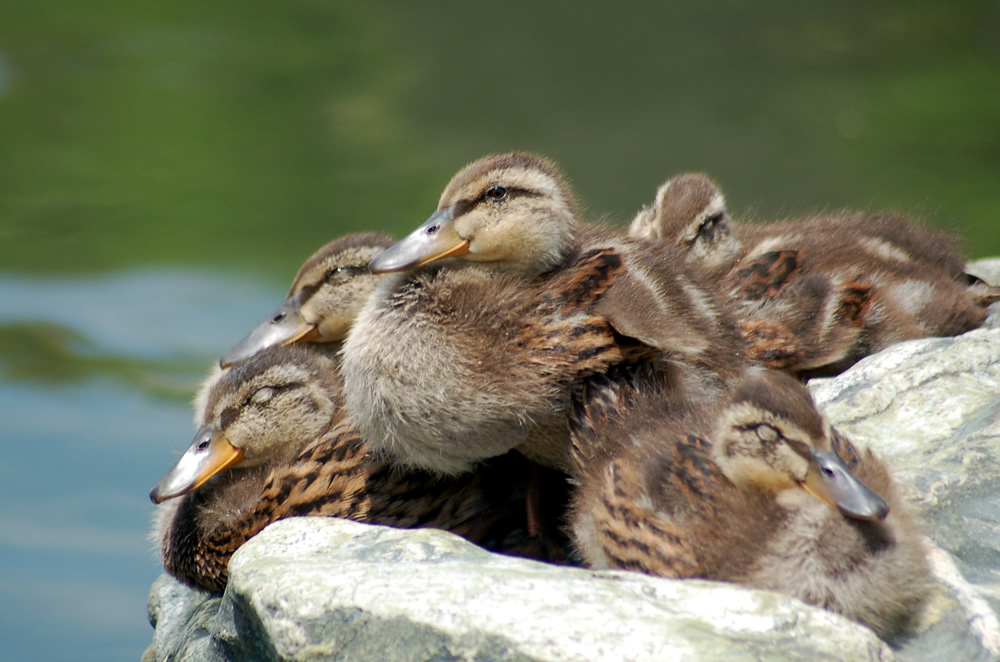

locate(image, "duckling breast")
[[341, 268, 579, 474]]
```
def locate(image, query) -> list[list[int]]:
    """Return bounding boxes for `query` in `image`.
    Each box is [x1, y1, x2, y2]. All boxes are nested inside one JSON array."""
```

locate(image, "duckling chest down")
[[343, 259, 625, 474]]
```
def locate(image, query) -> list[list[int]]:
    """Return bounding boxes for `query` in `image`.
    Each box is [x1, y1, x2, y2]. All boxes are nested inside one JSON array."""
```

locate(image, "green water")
[[1, 2, 998, 660]]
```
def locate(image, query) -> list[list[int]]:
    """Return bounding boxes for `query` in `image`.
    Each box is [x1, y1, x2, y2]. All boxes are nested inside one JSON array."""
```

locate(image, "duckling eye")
[[485, 186, 508, 202], [249, 387, 275, 405], [698, 213, 724, 239], [754, 424, 779, 443], [326, 265, 363, 283]]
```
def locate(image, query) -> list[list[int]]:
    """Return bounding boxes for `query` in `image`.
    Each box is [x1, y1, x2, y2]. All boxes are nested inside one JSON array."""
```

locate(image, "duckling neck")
[[751, 489, 896, 586]]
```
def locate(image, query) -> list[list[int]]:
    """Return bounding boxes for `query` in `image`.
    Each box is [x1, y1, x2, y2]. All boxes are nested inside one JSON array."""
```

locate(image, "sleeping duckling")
[[570, 368, 932, 642], [152, 344, 341, 588], [152, 344, 569, 593], [220, 232, 394, 367], [151, 344, 343, 506], [629, 172, 739, 276], [342, 152, 745, 475], [187, 232, 392, 428], [631, 173, 1000, 376]]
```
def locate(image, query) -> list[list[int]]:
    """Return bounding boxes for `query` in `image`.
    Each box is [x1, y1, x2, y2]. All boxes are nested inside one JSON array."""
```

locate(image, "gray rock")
[[966, 258, 1000, 330], [146, 260, 1000, 662], [147, 518, 891, 662], [143, 573, 223, 662], [966, 257, 1000, 289], [808, 327, 1000, 662]]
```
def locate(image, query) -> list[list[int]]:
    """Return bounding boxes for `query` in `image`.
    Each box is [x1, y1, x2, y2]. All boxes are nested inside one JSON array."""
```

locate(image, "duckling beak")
[[219, 298, 321, 368], [370, 207, 471, 273], [802, 449, 889, 520], [149, 426, 245, 504]]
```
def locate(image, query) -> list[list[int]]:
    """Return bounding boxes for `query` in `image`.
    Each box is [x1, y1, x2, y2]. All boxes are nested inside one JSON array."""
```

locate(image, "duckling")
[[220, 232, 394, 367], [151, 344, 343, 506], [152, 343, 342, 589], [569, 368, 932, 642], [631, 173, 1000, 375], [152, 344, 570, 593], [629, 172, 740, 276], [342, 152, 745, 475]]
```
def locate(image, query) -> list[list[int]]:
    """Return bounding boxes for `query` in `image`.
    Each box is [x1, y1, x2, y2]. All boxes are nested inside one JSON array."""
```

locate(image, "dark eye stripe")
[[326, 264, 368, 282], [451, 186, 539, 217]]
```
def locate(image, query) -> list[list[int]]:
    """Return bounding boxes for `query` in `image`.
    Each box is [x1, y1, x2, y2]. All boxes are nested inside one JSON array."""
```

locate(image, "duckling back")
[[632, 174, 999, 376]]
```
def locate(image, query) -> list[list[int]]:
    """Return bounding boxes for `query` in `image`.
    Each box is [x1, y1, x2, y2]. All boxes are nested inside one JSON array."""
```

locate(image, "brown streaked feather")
[[167, 420, 573, 593], [589, 459, 702, 577], [542, 247, 625, 311], [731, 250, 801, 299], [834, 276, 876, 326], [738, 319, 800, 368]]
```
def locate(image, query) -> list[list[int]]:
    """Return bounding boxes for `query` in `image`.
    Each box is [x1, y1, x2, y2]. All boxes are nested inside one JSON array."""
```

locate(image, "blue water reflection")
[[0, 271, 281, 662]]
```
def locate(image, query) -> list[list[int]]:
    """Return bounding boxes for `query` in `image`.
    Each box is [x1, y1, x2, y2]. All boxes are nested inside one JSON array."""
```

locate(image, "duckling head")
[[151, 345, 341, 503], [371, 152, 579, 276], [711, 370, 889, 521], [630, 173, 740, 273], [220, 233, 394, 367]]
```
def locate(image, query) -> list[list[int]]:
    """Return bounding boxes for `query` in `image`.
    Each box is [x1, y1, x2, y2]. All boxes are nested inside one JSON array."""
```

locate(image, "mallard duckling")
[[152, 344, 570, 593], [342, 152, 745, 475], [220, 232, 394, 367], [631, 173, 1000, 375], [570, 368, 932, 642], [151, 344, 343, 506], [629, 172, 740, 276]]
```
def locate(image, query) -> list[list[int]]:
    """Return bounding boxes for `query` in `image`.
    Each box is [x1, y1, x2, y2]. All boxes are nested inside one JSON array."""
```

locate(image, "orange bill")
[[149, 426, 246, 504]]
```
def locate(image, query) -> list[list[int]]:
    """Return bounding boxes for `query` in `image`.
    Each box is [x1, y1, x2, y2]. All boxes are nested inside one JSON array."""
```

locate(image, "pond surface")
[[2, 2, 999, 660]]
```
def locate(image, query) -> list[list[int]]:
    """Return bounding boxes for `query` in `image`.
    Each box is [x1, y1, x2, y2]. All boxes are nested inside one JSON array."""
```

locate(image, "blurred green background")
[[4, 1, 999, 280], [1, 2, 998, 661]]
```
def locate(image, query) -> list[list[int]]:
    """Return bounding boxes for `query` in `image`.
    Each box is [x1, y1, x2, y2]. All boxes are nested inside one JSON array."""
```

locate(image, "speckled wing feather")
[[516, 247, 632, 378], [180, 421, 565, 593], [541, 247, 625, 311], [731, 250, 802, 299], [738, 319, 800, 368], [833, 276, 875, 326], [650, 433, 727, 513], [587, 456, 702, 577]]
